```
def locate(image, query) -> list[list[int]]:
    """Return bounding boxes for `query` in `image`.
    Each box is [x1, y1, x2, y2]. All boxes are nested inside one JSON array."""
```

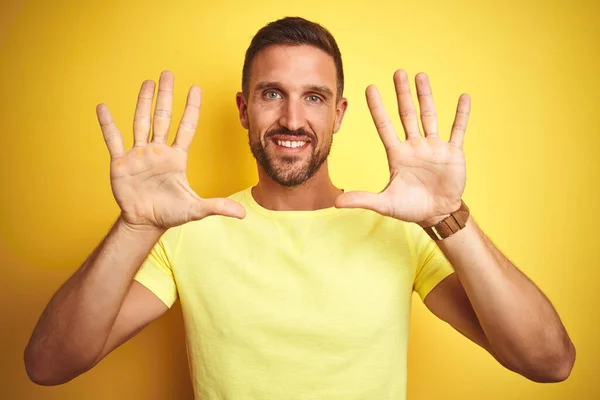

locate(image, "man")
[[25, 16, 575, 399]]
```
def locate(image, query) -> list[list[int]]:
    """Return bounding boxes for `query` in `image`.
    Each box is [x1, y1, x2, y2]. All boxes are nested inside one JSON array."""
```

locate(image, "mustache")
[[265, 128, 315, 141]]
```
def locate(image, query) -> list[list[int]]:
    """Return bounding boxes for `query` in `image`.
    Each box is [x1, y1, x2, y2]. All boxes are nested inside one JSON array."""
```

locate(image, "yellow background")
[[1, 0, 598, 398]]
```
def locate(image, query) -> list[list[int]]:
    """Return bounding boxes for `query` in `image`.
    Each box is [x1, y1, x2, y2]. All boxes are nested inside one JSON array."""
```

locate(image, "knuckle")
[[135, 116, 151, 124], [215, 198, 226, 210], [399, 109, 416, 118], [374, 119, 389, 130], [100, 120, 115, 128], [179, 120, 197, 131], [420, 110, 437, 117], [104, 133, 120, 142], [452, 123, 466, 132], [154, 109, 172, 118]]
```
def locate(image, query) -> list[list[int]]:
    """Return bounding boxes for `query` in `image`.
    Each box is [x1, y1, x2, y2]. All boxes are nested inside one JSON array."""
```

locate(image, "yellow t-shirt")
[[134, 187, 454, 400]]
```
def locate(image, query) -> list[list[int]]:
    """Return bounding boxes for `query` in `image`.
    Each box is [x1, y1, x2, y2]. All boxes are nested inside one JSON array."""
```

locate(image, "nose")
[[278, 97, 305, 132]]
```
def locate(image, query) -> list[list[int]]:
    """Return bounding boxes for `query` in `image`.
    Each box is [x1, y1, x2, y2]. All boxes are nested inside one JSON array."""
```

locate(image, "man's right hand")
[[96, 71, 246, 231]]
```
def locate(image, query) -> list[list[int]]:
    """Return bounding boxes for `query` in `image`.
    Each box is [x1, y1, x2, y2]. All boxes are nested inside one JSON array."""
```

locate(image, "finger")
[[366, 85, 400, 152], [415, 73, 439, 138], [152, 71, 174, 144], [173, 85, 202, 152], [96, 104, 125, 159], [394, 69, 421, 140], [334, 191, 390, 216], [133, 80, 155, 147], [449, 94, 471, 148], [194, 198, 246, 220]]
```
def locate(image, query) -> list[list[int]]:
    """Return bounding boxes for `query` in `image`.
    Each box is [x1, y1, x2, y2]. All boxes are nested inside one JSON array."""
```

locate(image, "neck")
[[252, 161, 343, 211]]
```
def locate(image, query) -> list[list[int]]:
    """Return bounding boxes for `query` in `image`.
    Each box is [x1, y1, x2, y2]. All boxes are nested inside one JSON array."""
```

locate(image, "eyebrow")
[[254, 81, 334, 99]]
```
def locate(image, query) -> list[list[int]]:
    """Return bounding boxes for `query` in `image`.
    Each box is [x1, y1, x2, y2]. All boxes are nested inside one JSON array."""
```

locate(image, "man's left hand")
[[334, 70, 471, 228]]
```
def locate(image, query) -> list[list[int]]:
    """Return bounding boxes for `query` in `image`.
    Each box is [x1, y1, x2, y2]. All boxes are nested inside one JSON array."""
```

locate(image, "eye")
[[265, 91, 282, 100], [307, 95, 322, 103]]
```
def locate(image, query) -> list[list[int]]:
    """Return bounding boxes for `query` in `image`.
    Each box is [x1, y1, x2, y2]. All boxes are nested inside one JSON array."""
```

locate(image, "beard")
[[249, 126, 333, 187]]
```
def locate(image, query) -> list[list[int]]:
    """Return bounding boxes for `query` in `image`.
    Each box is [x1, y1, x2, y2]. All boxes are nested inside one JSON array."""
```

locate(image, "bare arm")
[[24, 71, 245, 386], [333, 70, 575, 383], [423, 273, 526, 374], [24, 218, 168, 385], [94, 280, 168, 365], [424, 217, 576, 383]]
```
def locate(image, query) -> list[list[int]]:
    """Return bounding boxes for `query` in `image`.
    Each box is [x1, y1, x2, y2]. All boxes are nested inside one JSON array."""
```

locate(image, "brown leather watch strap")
[[424, 200, 470, 241]]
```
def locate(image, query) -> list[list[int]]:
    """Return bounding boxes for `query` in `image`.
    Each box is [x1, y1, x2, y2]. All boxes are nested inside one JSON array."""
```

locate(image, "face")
[[236, 45, 348, 187]]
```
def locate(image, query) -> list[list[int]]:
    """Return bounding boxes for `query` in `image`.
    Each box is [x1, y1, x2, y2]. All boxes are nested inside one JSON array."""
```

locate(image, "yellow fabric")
[[135, 226, 181, 307], [134, 187, 454, 400]]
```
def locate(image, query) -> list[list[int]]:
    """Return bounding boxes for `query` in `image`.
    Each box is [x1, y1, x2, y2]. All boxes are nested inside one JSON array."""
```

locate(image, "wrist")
[[116, 215, 166, 238], [420, 200, 471, 241], [418, 213, 451, 229]]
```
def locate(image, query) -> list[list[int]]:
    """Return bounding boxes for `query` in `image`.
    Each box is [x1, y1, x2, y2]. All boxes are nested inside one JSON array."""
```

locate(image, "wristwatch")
[[424, 200, 470, 241]]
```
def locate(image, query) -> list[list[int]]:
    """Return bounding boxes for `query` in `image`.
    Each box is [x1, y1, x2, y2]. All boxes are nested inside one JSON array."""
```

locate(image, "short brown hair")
[[241, 17, 344, 100]]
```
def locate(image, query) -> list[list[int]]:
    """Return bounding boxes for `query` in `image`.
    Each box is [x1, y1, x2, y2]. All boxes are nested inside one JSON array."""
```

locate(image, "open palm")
[[335, 70, 470, 227], [96, 71, 245, 230]]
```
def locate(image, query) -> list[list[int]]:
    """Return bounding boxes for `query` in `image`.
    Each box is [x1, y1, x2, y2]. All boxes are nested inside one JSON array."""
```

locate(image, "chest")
[[173, 222, 415, 347]]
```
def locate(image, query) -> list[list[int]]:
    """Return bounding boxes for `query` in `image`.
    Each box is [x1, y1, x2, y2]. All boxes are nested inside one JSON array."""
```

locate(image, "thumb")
[[193, 198, 247, 220], [335, 191, 390, 216]]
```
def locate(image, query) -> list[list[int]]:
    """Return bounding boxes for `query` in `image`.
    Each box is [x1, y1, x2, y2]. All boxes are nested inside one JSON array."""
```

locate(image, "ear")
[[333, 97, 348, 134], [236, 92, 249, 129]]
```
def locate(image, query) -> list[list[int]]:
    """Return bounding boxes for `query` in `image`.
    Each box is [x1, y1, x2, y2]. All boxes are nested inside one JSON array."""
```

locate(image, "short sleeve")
[[133, 227, 181, 308], [408, 223, 455, 301]]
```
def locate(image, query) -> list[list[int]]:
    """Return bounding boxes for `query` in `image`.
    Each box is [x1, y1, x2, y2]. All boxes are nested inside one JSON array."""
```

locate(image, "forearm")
[[436, 216, 575, 381], [24, 217, 164, 385]]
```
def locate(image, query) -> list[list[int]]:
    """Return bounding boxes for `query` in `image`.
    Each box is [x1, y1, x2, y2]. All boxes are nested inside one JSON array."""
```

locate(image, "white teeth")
[[276, 140, 306, 148]]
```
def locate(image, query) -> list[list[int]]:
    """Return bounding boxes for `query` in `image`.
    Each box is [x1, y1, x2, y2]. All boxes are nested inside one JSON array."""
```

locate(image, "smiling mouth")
[[269, 135, 312, 152], [274, 139, 309, 149]]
